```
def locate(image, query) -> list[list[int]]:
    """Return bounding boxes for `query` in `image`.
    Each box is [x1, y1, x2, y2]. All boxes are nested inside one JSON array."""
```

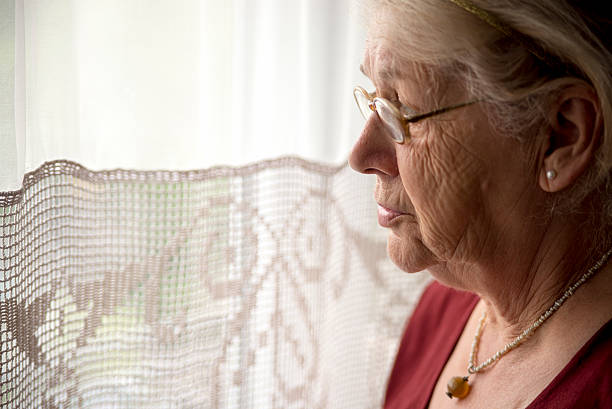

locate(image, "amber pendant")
[[446, 376, 470, 399]]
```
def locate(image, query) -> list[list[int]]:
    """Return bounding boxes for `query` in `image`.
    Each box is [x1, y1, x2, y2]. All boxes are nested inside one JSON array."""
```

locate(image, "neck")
[[433, 210, 612, 342], [478, 218, 611, 342]]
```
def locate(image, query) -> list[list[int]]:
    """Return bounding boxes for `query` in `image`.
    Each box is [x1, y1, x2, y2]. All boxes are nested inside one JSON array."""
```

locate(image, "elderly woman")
[[349, 0, 611, 408]]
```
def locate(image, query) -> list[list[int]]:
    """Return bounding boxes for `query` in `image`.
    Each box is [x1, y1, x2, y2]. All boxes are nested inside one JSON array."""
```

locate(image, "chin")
[[387, 231, 438, 273]]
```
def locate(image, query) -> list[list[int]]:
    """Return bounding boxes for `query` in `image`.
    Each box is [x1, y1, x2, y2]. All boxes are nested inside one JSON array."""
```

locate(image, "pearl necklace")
[[446, 248, 612, 399]]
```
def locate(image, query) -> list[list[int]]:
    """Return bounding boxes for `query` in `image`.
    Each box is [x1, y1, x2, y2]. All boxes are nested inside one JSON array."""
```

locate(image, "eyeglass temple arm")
[[404, 100, 481, 123]]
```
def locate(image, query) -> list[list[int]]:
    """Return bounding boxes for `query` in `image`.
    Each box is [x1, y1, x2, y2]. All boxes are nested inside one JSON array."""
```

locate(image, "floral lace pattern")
[[0, 159, 429, 409]]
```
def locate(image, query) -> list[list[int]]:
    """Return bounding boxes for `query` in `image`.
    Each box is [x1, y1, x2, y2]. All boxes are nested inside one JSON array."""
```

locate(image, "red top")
[[384, 281, 612, 409]]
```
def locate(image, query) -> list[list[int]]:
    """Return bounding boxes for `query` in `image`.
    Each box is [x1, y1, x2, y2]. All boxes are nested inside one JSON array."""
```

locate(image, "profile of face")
[[349, 38, 538, 279]]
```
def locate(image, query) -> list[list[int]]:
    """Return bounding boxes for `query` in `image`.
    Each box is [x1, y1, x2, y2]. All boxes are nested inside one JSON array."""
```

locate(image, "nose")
[[348, 115, 399, 177]]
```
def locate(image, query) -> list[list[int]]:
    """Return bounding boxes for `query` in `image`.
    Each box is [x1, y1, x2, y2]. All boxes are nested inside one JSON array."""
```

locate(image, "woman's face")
[[350, 41, 535, 277]]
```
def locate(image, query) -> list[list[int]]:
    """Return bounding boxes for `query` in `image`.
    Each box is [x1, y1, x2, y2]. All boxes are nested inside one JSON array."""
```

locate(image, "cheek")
[[396, 128, 486, 258]]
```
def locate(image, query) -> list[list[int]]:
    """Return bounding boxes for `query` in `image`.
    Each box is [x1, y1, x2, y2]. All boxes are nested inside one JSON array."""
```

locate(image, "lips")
[[377, 203, 407, 227]]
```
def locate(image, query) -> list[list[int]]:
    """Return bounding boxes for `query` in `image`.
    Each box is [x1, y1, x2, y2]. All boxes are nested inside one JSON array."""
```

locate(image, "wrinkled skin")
[[350, 42, 543, 292]]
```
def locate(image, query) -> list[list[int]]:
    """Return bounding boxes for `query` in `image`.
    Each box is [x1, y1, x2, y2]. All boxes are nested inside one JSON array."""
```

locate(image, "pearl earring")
[[546, 170, 557, 180]]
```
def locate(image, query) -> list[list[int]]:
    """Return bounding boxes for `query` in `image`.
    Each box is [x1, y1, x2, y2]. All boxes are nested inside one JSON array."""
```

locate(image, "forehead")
[[361, 41, 399, 83], [361, 41, 427, 94], [361, 39, 462, 108]]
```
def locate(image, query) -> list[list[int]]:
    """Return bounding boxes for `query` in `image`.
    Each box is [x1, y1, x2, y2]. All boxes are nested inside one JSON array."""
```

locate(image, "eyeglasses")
[[353, 86, 479, 144]]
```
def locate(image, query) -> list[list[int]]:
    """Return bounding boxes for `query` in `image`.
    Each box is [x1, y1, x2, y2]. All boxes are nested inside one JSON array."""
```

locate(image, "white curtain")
[[1, 0, 369, 190], [0, 2, 430, 408]]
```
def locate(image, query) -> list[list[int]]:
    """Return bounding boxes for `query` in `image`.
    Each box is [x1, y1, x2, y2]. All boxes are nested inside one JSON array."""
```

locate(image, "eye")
[[387, 91, 401, 105], [391, 92, 419, 116], [399, 104, 418, 117]]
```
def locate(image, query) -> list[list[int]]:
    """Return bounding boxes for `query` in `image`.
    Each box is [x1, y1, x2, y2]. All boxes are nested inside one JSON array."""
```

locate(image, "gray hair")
[[363, 0, 612, 231]]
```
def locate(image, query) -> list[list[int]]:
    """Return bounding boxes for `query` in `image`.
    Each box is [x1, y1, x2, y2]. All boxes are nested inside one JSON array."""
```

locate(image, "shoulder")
[[384, 281, 479, 409], [529, 319, 612, 408], [396, 281, 479, 363], [412, 281, 479, 323]]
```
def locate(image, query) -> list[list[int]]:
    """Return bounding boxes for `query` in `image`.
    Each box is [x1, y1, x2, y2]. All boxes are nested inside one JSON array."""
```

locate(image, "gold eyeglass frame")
[[353, 86, 479, 144]]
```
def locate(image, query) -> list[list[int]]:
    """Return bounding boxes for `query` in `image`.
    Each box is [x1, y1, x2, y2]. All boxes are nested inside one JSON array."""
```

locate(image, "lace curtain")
[[1, 1, 430, 408], [1, 159, 429, 408]]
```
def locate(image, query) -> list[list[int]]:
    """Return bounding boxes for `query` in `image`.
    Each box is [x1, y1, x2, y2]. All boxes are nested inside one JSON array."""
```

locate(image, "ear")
[[539, 82, 602, 192]]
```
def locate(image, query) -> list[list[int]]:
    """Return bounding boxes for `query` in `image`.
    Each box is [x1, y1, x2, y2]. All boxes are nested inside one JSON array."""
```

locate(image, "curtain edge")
[[0, 156, 350, 205]]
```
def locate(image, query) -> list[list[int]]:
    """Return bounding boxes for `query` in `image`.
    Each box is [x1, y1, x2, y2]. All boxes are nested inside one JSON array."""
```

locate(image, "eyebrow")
[[359, 64, 420, 114], [359, 63, 396, 82]]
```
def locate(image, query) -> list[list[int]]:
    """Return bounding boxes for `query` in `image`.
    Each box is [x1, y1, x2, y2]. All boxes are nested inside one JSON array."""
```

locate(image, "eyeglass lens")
[[354, 89, 373, 121], [354, 88, 407, 143], [374, 99, 405, 142]]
